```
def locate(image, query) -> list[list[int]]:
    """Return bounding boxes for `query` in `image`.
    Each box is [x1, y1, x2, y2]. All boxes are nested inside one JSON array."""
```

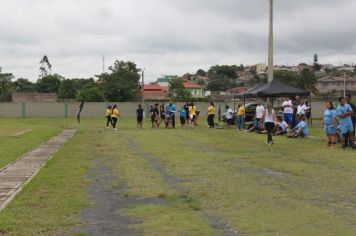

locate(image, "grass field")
[[0, 118, 355, 235]]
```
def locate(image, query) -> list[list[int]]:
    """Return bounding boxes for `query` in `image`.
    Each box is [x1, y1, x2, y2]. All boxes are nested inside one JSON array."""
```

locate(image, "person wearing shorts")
[[346, 95, 356, 138], [179, 108, 187, 128], [337, 97, 356, 149], [323, 101, 337, 147], [189, 103, 197, 128], [287, 116, 309, 138], [274, 116, 289, 135]]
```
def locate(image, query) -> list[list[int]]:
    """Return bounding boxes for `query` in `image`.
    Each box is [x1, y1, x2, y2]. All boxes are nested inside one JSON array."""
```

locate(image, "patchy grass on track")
[[0, 118, 355, 235]]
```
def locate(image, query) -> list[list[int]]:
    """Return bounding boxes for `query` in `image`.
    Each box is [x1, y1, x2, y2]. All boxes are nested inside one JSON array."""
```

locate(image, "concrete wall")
[[0, 100, 331, 119]]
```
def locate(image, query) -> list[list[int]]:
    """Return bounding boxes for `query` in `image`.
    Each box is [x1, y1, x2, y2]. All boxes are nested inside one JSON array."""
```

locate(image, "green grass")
[[0, 118, 355, 235], [0, 118, 71, 169]]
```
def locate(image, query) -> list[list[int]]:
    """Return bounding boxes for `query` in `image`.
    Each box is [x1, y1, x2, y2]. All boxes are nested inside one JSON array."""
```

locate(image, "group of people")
[[104, 94, 356, 149], [105, 105, 120, 131], [146, 101, 199, 129], [323, 95, 356, 149]]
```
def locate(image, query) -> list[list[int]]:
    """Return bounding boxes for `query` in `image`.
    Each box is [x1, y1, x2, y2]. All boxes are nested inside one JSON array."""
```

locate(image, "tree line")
[[0, 60, 142, 102]]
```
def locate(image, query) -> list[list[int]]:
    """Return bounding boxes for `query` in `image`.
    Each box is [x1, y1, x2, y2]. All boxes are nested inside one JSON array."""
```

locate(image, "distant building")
[[182, 81, 203, 98], [143, 84, 168, 100], [316, 76, 356, 93], [156, 75, 178, 87], [252, 63, 268, 73]]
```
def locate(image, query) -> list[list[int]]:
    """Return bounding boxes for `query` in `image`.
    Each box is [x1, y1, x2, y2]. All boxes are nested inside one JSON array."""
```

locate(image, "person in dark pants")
[[292, 95, 301, 128], [261, 102, 277, 145], [136, 104, 144, 129], [167, 101, 177, 128], [207, 102, 216, 128], [337, 97, 356, 149], [111, 104, 120, 131], [346, 95, 356, 138], [105, 105, 113, 128]]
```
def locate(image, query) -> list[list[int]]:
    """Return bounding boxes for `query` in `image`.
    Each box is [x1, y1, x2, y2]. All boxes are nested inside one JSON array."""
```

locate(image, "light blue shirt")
[[167, 103, 176, 116], [323, 109, 337, 126], [295, 120, 309, 136], [337, 104, 353, 125]]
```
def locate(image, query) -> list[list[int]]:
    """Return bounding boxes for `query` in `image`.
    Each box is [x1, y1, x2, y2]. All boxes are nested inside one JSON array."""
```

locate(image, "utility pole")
[[268, 0, 274, 83], [102, 55, 105, 73], [343, 72, 346, 97], [142, 68, 145, 111]]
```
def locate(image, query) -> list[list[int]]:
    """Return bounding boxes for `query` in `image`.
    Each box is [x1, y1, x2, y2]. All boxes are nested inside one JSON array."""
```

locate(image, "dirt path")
[[74, 159, 165, 236], [0, 129, 76, 212]]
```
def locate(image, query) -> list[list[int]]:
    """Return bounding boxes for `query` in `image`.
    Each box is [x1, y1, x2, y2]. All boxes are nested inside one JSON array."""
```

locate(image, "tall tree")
[[0, 68, 13, 101], [97, 60, 141, 102], [168, 78, 191, 101], [36, 74, 63, 93], [313, 53, 321, 71], [39, 55, 52, 78], [300, 68, 317, 93]]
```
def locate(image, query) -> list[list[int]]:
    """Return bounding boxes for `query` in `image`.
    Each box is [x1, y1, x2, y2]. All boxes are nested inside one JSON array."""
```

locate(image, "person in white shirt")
[[246, 101, 265, 132], [256, 101, 265, 120], [261, 102, 278, 145], [275, 116, 289, 135], [297, 103, 307, 116], [282, 98, 293, 125], [225, 105, 234, 129]]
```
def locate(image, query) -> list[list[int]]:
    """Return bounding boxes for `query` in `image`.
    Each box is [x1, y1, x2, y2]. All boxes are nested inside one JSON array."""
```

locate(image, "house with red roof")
[[143, 84, 168, 100], [183, 81, 203, 98]]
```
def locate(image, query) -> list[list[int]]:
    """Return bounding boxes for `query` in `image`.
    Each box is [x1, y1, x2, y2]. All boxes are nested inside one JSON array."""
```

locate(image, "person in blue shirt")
[[179, 107, 187, 128], [167, 101, 177, 129], [287, 115, 309, 138], [337, 97, 356, 149], [323, 101, 337, 147], [165, 103, 172, 128]]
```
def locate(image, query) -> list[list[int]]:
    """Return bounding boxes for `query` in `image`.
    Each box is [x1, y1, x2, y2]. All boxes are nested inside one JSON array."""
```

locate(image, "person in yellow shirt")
[[111, 104, 120, 131], [207, 102, 216, 128], [237, 103, 246, 130], [105, 106, 113, 128], [189, 102, 197, 127]]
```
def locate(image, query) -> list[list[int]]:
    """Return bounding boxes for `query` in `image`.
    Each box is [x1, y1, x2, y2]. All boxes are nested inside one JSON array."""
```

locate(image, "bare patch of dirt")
[[74, 159, 164, 236]]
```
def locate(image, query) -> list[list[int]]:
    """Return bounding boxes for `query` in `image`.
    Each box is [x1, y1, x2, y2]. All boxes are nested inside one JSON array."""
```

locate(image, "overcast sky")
[[0, 0, 355, 82]]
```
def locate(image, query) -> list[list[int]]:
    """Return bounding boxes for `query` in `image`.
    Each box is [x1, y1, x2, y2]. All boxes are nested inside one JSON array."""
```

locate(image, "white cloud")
[[0, 0, 355, 82]]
